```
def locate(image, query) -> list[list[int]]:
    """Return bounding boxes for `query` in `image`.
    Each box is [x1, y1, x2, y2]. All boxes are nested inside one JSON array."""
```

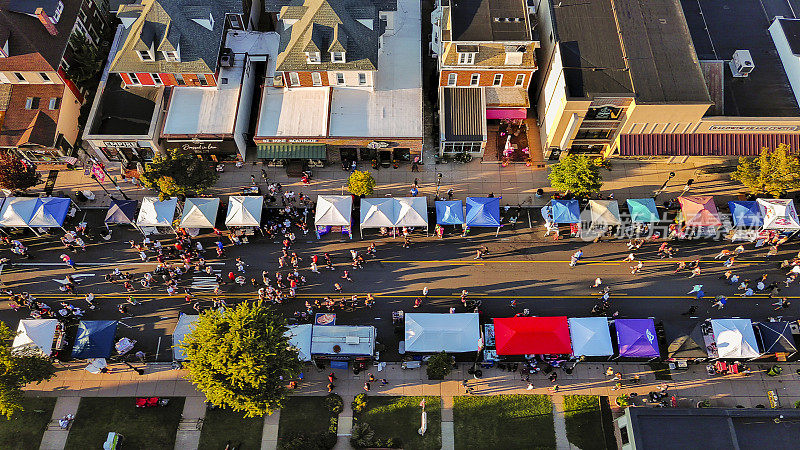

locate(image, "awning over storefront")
[[550, 199, 580, 224], [442, 87, 486, 142], [493, 317, 572, 355], [72, 320, 118, 359], [315, 195, 352, 227], [678, 196, 722, 226], [12, 319, 58, 356], [286, 324, 313, 362], [395, 197, 428, 228], [568, 317, 613, 357], [137, 197, 178, 227], [180, 198, 219, 229], [225, 196, 263, 227], [755, 321, 797, 354], [256, 143, 326, 159], [663, 320, 708, 359], [486, 108, 527, 119], [615, 319, 659, 358], [404, 313, 480, 353], [435, 200, 464, 225], [757, 198, 800, 230], [587, 200, 621, 226], [710, 319, 760, 359], [465, 197, 500, 227], [29, 197, 71, 227], [626, 198, 660, 223], [728, 201, 762, 227], [0, 197, 37, 227], [172, 314, 198, 361], [619, 133, 800, 157], [105, 199, 138, 225]]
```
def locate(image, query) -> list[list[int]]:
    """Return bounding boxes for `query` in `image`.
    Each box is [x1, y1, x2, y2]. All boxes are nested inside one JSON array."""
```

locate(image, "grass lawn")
[[65, 397, 184, 450], [563, 395, 607, 450], [198, 407, 264, 450], [277, 396, 338, 449], [354, 396, 441, 450], [0, 396, 55, 449], [454, 395, 555, 450]]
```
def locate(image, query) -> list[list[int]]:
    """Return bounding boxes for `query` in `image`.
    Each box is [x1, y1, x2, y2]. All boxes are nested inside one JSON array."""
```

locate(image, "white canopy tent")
[[225, 196, 263, 227], [315, 195, 352, 226], [311, 325, 376, 357], [587, 200, 621, 226], [404, 313, 480, 353], [710, 319, 760, 359], [568, 317, 614, 357], [172, 314, 198, 361], [285, 324, 313, 362], [360, 198, 398, 232], [0, 197, 37, 227], [180, 198, 220, 229], [757, 198, 800, 230], [12, 319, 58, 356], [395, 197, 429, 231], [136, 197, 178, 228]]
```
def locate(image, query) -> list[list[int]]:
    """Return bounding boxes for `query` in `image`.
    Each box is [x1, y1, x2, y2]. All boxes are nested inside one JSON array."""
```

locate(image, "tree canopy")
[[348, 170, 376, 197], [548, 154, 604, 197], [0, 322, 55, 418], [64, 33, 107, 92], [731, 144, 800, 197], [140, 150, 218, 200], [0, 153, 39, 192], [180, 301, 302, 417]]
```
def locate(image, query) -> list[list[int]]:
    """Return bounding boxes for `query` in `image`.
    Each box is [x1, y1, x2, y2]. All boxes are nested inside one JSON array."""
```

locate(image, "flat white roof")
[[328, 0, 422, 138], [162, 63, 242, 135], [257, 87, 330, 137]]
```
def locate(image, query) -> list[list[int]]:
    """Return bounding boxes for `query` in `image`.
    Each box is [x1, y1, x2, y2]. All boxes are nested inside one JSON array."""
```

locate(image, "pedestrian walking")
[[623, 253, 635, 262], [363, 382, 371, 392], [689, 265, 701, 278], [423, 286, 429, 299], [714, 249, 732, 259], [592, 277, 602, 288], [712, 296, 727, 309], [630, 261, 643, 275], [447, 188, 454, 200], [687, 285, 703, 294], [403, 235, 411, 248], [681, 304, 698, 316], [773, 297, 791, 310], [570, 250, 583, 267], [327, 382, 335, 392]]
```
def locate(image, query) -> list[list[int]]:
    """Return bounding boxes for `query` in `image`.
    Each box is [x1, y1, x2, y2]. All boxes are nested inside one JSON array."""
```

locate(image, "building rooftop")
[[257, 87, 330, 137], [623, 407, 800, 449], [450, 0, 530, 42], [441, 87, 485, 141], [681, 0, 800, 116], [87, 74, 159, 136]]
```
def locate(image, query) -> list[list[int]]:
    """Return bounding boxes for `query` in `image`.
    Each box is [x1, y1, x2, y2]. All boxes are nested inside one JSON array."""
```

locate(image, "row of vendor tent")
[[0, 197, 72, 228], [104, 196, 264, 230], [544, 199, 660, 225], [14, 320, 120, 359]]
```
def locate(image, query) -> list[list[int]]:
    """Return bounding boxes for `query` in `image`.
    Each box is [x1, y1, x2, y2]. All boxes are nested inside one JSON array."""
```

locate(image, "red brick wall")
[[284, 71, 329, 87], [439, 70, 535, 88], [160, 74, 176, 86], [122, 73, 216, 87]]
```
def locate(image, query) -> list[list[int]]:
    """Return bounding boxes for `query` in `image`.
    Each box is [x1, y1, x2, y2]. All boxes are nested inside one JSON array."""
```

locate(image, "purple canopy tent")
[[614, 318, 660, 359]]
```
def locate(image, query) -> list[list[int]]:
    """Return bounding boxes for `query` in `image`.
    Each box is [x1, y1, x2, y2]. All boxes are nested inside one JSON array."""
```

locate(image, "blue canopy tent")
[[28, 197, 71, 229], [104, 199, 138, 225], [728, 201, 762, 227], [626, 198, 660, 223], [465, 197, 501, 236], [550, 199, 580, 223], [435, 200, 464, 225], [71, 320, 118, 359]]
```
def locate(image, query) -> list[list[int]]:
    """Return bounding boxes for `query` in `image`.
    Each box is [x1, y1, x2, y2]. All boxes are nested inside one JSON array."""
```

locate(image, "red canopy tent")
[[493, 317, 572, 355]]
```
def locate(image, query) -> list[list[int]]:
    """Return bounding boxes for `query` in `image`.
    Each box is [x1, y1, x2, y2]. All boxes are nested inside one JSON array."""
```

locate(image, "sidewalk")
[[33, 156, 742, 209]]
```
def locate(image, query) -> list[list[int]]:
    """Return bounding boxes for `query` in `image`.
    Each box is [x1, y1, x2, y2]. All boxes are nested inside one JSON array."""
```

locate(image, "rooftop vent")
[[730, 50, 754, 77], [220, 48, 234, 68]]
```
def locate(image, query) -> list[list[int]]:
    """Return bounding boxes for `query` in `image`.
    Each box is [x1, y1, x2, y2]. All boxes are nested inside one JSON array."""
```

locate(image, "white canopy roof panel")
[[405, 313, 480, 353], [0, 197, 37, 227], [757, 198, 800, 230], [360, 198, 398, 228], [588, 200, 621, 226], [12, 319, 58, 356], [136, 197, 178, 227], [568, 317, 614, 356], [394, 197, 428, 227], [315, 195, 352, 227], [180, 198, 220, 228], [311, 325, 375, 356], [285, 324, 313, 362], [225, 196, 263, 226], [710, 319, 760, 359], [172, 314, 198, 361]]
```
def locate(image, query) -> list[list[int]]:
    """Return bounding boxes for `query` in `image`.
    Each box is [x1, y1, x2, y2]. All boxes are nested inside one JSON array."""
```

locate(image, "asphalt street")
[[1, 208, 798, 361]]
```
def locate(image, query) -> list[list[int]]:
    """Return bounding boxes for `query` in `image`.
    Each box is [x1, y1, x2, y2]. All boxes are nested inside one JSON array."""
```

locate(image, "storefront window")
[[574, 129, 614, 140], [99, 146, 121, 162], [16, 146, 61, 163], [442, 142, 482, 153], [585, 106, 622, 120]]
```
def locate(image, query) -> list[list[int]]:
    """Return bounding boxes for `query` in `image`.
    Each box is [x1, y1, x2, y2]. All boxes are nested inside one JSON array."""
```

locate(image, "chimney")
[[35, 8, 58, 36]]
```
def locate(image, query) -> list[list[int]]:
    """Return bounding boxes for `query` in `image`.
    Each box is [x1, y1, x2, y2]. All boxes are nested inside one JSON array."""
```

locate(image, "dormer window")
[[456, 44, 478, 65], [306, 52, 321, 64], [138, 50, 153, 61], [163, 51, 179, 62], [331, 51, 345, 63]]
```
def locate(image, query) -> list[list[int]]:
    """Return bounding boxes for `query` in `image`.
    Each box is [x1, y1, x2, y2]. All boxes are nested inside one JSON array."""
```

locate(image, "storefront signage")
[[104, 141, 138, 148], [165, 140, 238, 154], [367, 141, 390, 149], [709, 125, 800, 132], [265, 138, 320, 143]]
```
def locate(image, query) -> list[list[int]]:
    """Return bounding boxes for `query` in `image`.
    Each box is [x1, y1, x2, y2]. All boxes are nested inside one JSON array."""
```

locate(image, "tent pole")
[[27, 226, 41, 237]]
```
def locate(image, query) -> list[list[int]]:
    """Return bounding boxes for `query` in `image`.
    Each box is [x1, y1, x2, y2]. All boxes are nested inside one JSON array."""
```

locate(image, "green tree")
[[180, 300, 302, 417], [140, 149, 218, 200], [426, 351, 452, 380], [0, 322, 55, 418], [347, 170, 376, 196], [731, 144, 800, 197], [548, 154, 604, 196], [0, 153, 39, 192], [65, 33, 107, 92]]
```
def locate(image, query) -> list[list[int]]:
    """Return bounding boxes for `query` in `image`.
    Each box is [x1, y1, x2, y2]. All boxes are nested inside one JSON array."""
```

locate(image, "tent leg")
[[27, 226, 41, 237], [495, 227, 500, 237]]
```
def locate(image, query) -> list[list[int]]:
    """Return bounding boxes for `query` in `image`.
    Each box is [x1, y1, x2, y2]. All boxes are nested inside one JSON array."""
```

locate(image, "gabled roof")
[[110, 0, 244, 74], [276, 0, 381, 71]]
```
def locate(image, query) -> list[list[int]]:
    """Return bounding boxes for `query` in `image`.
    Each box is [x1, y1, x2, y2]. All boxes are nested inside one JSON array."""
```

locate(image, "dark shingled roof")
[[450, 0, 530, 42], [779, 18, 800, 56], [442, 87, 484, 141]]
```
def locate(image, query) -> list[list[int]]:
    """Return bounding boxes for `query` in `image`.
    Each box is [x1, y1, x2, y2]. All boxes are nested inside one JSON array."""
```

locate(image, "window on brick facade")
[[198, 75, 208, 86], [152, 73, 162, 85], [493, 74, 502, 86], [336, 73, 345, 85], [447, 73, 457, 86], [129, 73, 140, 85], [174, 74, 184, 85], [24, 97, 39, 109], [470, 74, 479, 86], [48, 97, 60, 110], [515, 74, 525, 86], [40, 72, 51, 83], [312, 72, 322, 86], [289, 72, 300, 85], [458, 52, 475, 64], [13, 72, 25, 82]]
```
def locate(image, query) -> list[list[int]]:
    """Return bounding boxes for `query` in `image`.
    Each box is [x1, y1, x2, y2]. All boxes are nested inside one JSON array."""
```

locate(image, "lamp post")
[[652, 171, 676, 198], [436, 172, 442, 198]]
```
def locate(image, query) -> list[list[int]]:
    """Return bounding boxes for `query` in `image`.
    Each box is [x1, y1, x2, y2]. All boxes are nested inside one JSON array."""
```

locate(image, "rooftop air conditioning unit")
[[730, 50, 754, 77], [220, 48, 234, 68]]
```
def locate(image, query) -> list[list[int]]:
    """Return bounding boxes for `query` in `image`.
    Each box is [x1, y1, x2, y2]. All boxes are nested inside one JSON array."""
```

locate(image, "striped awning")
[[256, 143, 326, 159]]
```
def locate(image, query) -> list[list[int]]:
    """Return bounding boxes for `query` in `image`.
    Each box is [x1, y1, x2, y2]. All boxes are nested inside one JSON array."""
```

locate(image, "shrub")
[[352, 393, 368, 414], [350, 423, 375, 448], [615, 395, 631, 408], [426, 352, 452, 380], [347, 170, 376, 196], [794, 400, 800, 409], [324, 393, 343, 415]]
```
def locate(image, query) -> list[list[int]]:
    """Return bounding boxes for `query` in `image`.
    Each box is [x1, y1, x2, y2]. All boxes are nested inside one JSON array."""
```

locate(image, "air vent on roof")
[[220, 48, 234, 67], [730, 49, 754, 77], [494, 17, 523, 22]]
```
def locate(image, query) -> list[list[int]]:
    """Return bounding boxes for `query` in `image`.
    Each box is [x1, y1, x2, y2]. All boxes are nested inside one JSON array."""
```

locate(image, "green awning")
[[257, 143, 326, 159]]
